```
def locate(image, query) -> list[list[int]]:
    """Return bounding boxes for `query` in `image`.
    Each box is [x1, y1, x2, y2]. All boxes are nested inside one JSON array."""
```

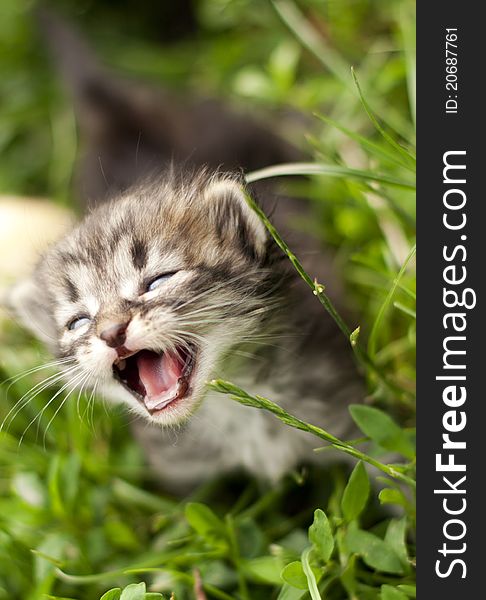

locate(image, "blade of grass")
[[351, 256, 416, 300], [272, 0, 350, 88], [368, 244, 416, 358], [246, 162, 415, 190], [375, 336, 415, 367], [351, 68, 416, 164], [225, 514, 250, 600], [314, 113, 415, 173], [361, 184, 416, 230], [55, 568, 127, 585], [301, 548, 322, 600], [241, 189, 350, 340], [399, 3, 416, 128], [313, 436, 369, 452], [241, 188, 415, 402], [55, 548, 226, 586], [209, 379, 416, 489], [393, 302, 416, 320]]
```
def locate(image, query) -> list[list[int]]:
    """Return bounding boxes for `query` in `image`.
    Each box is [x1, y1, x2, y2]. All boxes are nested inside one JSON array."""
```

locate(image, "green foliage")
[[349, 405, 415, 460], [344, 525, 405, 575], [185, 503, 226, 541], [99, 584, 167, 600], [0, 0, 415, 598], [210, 379, 416, 488], [341, 462, 370, 521], [281, 562, 311, 590], [308, 509, 334, 563]]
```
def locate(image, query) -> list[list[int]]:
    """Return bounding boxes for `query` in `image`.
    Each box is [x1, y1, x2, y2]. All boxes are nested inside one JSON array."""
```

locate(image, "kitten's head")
[[9, 170, 283, 425]]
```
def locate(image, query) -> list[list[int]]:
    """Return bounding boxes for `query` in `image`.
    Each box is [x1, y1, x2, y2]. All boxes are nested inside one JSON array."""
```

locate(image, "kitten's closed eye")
[[64, 274, 179, 333], [67, 315, 91, 331], [145, 272, 178, 293]]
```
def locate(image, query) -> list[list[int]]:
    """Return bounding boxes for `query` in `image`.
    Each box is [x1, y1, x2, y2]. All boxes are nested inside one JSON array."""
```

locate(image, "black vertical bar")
[[419, 3, 483, 596]]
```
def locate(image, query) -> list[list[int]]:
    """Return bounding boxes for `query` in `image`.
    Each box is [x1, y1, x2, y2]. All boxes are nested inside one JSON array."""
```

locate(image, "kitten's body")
[[8, 10, 363, 490]]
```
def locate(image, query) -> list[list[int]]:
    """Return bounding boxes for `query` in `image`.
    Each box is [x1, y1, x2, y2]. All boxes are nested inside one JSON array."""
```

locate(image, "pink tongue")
[[137, 350, 184, 404]]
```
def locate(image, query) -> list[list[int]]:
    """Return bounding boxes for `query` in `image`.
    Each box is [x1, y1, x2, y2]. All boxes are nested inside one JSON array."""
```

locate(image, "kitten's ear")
[[203, 179, 268, 260], [5, 277, 57, 350]]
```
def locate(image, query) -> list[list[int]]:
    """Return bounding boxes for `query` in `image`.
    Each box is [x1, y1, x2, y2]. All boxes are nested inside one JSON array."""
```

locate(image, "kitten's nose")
[[100, 322, 129, 348]]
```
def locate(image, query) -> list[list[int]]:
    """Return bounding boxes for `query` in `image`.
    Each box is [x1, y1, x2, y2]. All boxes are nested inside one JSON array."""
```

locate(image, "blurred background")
[[0, 1, 416, 598]]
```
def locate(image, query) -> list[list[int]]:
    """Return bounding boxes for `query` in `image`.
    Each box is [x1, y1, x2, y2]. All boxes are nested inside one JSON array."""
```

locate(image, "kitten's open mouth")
[[112, 346, 196, 415]]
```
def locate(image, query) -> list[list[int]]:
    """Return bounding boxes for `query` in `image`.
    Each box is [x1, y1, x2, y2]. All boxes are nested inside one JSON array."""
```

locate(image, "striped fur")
[[8, 168, 363, 487]]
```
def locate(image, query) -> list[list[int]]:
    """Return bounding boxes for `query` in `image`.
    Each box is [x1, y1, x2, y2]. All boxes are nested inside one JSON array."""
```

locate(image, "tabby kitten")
[[8, 169, 362, 488], [6, 10, 363, 490]]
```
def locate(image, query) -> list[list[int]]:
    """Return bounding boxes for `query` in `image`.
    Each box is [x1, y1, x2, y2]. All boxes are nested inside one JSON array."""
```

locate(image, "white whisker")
[[87, 381, 100, 431], [1, 357, 75, 389], [18, 370, 86, 446], [172, 269, 273, 312], [1, 364, 82, 432], [43, 372, 91, 447]]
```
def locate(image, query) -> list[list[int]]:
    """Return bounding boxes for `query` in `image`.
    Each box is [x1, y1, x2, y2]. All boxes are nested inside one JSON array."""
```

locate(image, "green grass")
[[0, 1, 415, 598]]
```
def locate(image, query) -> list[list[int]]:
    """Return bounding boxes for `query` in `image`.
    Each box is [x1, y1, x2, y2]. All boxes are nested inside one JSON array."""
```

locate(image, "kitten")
[[6, 10, 363, 490], [8, 168, 362, 489]]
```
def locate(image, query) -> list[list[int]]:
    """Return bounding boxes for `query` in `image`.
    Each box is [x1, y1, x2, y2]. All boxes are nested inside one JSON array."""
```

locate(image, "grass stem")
[[209, 379, 416, 489], [242, 188, 415, 402]]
